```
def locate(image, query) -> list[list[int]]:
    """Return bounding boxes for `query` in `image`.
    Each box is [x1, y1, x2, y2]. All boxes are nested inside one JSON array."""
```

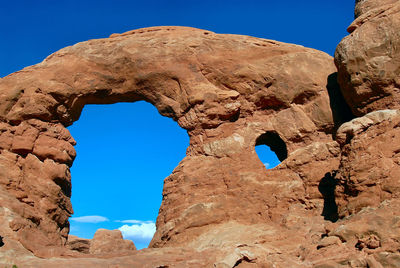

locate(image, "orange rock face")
[[1, 1, 400, 266], [89, 229, 136, 254], [66, 235, 90, 254], [0, 26, 341, 261], [336, 0, 400, 116]]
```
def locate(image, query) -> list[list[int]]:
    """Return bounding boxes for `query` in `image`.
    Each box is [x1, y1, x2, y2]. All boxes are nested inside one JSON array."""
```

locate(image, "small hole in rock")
[[255, 131, 287, 169], [255, 145, 281, 169]]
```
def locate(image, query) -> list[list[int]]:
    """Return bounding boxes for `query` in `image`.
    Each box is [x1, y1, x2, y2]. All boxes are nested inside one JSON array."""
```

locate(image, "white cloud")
[[115, 219, 154, 224], [263, 162, 270, 169], [70, 215, 109, 223], [118, 222, 156, 241]]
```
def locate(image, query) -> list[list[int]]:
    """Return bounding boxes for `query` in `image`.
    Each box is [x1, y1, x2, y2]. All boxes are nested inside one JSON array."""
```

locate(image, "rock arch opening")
[[67, 101, 189, 249], [255, 132, 287, 169]]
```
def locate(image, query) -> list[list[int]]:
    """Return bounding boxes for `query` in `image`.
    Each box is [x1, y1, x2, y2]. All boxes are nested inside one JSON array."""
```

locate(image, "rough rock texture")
[[66, 235, 90, 254], [336, 0, 400, 116], [335, 109, 400, 218], [89, 229, 136, 254], [2, 0, 400, 266], [4, 247, 221, 268], [354, 0, 398, 18], [0, 25, 344, 263]]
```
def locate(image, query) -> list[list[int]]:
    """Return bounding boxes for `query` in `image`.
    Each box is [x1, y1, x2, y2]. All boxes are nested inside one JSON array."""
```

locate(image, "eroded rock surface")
[[66, 235, 90, 254], [336, 0, 400, 116], [0, 25, 342, 262], [335, 110, 400, 217], [89, 229, 136, 254], [2, 0, 400, 266]]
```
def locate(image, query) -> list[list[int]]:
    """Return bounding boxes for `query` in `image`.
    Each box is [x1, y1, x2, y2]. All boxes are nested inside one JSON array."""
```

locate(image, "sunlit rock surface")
[[1, 1, 400, 265], [336, 0, 400, 116]]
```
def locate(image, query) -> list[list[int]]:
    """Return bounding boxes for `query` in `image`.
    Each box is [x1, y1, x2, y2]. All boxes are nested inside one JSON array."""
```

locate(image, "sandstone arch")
[[0, 26, 342, 258]]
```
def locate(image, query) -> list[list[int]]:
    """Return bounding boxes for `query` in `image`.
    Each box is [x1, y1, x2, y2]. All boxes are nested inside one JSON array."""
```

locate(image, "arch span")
[[0, 26, 339, 257]]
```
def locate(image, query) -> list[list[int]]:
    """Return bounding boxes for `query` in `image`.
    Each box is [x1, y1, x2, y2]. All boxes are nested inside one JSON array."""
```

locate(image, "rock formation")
[[66, 235, 90, 254], [336, 0, 400, 116], [1, 0, 400, 267], [89, 229, 136, 254], [66, 230, 136, 255]]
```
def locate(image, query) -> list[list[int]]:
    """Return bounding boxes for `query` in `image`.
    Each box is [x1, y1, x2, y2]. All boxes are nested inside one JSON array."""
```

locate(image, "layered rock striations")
[[1, 0, 400, 266]]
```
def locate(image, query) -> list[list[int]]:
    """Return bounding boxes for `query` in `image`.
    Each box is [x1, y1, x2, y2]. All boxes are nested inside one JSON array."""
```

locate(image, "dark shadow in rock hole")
[[255, 131, 287, 162], [318, 171, 339, 222], [233, 256, 254, 267], [0, 235, 4, 247], [326, 72, 354, 137]]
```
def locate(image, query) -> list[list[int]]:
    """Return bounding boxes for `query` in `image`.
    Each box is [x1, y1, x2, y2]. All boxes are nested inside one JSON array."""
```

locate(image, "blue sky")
[[67, 102, 188, 249], [1, 1, 355, 249]]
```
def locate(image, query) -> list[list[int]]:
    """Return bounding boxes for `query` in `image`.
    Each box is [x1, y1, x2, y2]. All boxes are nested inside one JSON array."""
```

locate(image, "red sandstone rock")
[[89, 229, 136, 254], [0, 26, 342, 262], [1, 1, 400, 266], [66, 234, 90, 254], [335, 0, 400, 116], [334, 110, 400, 218], [354, 0, 398, 18]]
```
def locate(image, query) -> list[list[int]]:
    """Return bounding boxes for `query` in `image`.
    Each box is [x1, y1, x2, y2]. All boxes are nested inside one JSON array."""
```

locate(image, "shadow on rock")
[[326, 72, 354, 136], [318, 171, 339, 222]]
